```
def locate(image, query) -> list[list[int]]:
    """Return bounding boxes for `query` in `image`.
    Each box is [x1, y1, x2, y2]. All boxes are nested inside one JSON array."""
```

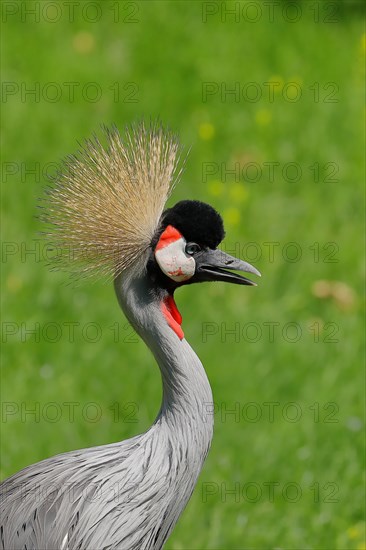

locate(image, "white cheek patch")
[[155, 226, 195, 282], [155, 239, 195, 282]]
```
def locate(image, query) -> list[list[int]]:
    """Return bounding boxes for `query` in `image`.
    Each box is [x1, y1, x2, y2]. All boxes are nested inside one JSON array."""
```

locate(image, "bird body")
[[0, 123, 259, 549]]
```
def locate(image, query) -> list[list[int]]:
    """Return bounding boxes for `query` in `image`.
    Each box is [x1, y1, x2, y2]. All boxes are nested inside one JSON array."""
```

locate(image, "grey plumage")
[[1, 261, 213, 549]]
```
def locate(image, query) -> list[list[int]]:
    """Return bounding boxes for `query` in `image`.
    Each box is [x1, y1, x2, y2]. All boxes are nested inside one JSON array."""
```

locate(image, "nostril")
[[225, 260, 234, 265]]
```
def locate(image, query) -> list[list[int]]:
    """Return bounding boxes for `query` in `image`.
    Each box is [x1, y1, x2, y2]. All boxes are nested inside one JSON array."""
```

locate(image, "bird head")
[[40, 122, 260, 292], [148, 200, 260, 292]]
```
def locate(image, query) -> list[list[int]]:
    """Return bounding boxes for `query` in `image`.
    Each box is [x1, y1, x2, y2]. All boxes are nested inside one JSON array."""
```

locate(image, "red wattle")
[[165, 295, 182, 325], [161, 295, 184, 340]]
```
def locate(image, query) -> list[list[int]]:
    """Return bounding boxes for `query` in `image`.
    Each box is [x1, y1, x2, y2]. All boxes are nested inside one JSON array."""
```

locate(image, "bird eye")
[[185, 242, 201, 255]]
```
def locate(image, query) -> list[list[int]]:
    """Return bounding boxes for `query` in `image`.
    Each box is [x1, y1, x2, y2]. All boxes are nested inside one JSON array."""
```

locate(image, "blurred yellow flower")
[[72, 31, 95, 54], [268, 75, 284, 92], [255, 109, 272, 126], [347, 526, 361, 539], [199, 122, 215, 141], [332, 282, 356, 310], [6, 275, 22, 293], [361, 33, 366, 54], [207, 180, 224, 197], [289, 76, 304, 87], [312, 280, 332, 299], [346, 523, 366, 549], [229, 183, 248, 203], [223, 207, 241, 226], [311, 280, 356, 311]]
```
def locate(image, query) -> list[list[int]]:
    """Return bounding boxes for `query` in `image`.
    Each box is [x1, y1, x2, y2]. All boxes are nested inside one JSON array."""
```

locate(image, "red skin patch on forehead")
[[161, 295, 184, 340], [156, 225, 183, 251]]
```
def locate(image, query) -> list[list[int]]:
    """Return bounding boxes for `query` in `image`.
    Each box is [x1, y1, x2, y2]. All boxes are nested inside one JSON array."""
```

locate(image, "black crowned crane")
[[0, 123, 260, 550]]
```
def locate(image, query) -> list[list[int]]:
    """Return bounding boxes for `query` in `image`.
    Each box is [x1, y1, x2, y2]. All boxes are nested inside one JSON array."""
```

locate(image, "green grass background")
[[1, 1, 365, 548]]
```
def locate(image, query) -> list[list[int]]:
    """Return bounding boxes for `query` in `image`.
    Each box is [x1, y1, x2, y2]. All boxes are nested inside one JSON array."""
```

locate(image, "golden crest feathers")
[[40, 122, 183, 279]]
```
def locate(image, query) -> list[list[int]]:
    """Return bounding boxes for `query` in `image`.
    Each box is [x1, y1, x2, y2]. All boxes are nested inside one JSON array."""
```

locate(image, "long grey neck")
[[114, 266, 214, 446]]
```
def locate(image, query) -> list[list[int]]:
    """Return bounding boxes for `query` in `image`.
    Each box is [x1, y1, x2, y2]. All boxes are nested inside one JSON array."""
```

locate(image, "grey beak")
[[194, 249, 261, 286]]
